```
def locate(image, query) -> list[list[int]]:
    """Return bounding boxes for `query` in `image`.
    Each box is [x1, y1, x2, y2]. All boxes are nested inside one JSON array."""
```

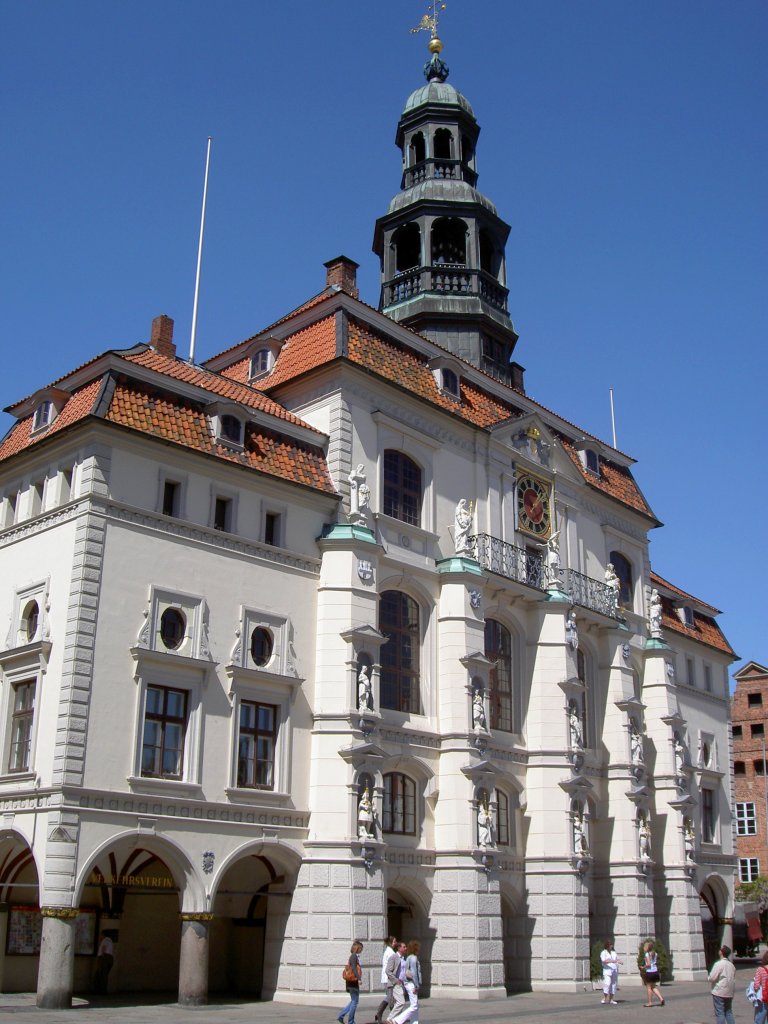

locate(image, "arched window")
[[434, 127, 453, 159], [383, 772, 416, 834], [479, 229, 501, 279], [393, 223, 421, 273], [379, 591, 420, 714], [441, 368, 459, 397], [250, 349, 272, 377], [409, 132, 425, 165], [431, 218, 467, 266], [584, 449, 599, 475], [609, 551, 633, 606], [461, 134, 474, 166], [484, 619, 512, 732], [496, 790, 511, 846], [383, 451, 422, 526], [220, 414, 243, 445]]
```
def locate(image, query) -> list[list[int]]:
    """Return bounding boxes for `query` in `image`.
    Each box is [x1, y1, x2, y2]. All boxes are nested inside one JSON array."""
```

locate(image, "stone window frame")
[[0, 637, 51, 783], [136, 585, 211, 662], [156, 469, 188, 521], [735, 801, 757, 836]]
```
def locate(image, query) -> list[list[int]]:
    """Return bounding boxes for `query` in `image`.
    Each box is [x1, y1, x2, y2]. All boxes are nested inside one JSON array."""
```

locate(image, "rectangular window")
[[756, 759, 767, 776], [736, 802, 757, 836], [740, 858, 760, 883], [701, 788, 716, 843], [8, 681, 36, 773], [686, 657, 695, 686], [141, 685, 187, 779], [60, 467, 73, 504], [3, 492, 18, 527], [748, 693, 763, 707], [734, 761, 745, 774], [732, 725, 742, 738], [237, 701, 278, 789], [752, 723, 765, 737], [704, 665, 712, 692], [162, 481, 180, 517], [264, 512, 280, 546], [213, 497, 232, 532], [30, 480, 45, 517], [496, 791, 510, 847], [383, 773, 416, 835]]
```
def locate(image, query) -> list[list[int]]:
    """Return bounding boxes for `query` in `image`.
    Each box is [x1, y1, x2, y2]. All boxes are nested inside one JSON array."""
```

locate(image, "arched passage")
[[0, 831, 41, 993], [385, 881, 434, 995], [700, 877, 727, 968]]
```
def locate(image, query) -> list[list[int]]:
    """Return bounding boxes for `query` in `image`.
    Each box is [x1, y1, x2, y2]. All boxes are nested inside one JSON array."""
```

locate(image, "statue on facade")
[[573, 805, 589, 856], [673, 731, 690, 771], [605, 563, 621, 613], [477, 798, 494, 848], [568, 699, 584, 751], [454, 498, 473, 555], [347, 464, 370, 525], [566, 610, 579, 650], [541, 529, 561, 584], [357, 663, 372, 711], [472, 688, 487, 731], [648, 588, 663, 639], [357, 786, 374, 838], [629, 717, 644, 765], [683, 818, 696, 860], [638, 813, 652, 860]]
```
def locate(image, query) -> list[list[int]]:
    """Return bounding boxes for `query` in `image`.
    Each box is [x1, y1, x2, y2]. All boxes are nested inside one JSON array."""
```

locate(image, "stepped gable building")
[[0, 31, 736, 1010], [732, 662, 768, 886]]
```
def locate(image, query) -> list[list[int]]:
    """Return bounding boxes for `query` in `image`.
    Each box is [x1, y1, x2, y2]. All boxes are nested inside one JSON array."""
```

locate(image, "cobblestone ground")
[[0, 960, 757, 1024]]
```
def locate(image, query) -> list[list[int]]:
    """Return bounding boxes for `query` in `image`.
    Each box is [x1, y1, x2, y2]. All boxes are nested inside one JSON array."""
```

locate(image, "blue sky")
[[1, 1, 765, 674]]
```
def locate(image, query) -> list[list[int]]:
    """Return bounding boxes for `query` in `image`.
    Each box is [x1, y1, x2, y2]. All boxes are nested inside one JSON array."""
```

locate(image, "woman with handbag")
[[752, 950, 768, 1024], [642, 940, 665, 1007], [389, 940, 421, 1024], [338, 941, 364, 1024]]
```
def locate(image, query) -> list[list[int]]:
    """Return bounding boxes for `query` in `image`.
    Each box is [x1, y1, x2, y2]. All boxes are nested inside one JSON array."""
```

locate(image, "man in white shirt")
[[94, 930, 115, 995], [374, 936, 399, 1024]]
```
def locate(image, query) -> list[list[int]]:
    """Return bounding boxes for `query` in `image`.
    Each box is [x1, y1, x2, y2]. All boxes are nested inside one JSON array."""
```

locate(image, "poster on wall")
[[6, 906, 98, 956]]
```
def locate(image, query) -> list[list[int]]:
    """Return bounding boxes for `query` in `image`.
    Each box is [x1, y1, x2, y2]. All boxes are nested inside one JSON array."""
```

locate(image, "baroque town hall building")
[[0, 34, 736, 1008]]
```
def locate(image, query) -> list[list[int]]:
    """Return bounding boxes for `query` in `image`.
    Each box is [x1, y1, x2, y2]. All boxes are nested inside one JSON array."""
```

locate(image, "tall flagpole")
[[609, 387, 617, 449], [189, 137, 212, 364]]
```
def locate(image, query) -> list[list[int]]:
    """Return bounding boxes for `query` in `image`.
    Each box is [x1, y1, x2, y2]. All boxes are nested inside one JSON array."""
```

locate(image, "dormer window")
[[584, 449, 599, 475], [680, 605, 695, 628], [249, 349, 272, 378], [209, 407, 246, 450], [429, 356, 463, 402], [32, 401, 53, 432], [220, 415, 243, 445], [441, 368, 459, 398]]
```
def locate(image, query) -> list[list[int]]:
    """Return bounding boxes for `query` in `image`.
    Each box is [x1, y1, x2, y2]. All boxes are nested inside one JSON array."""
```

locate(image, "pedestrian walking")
[[600, 939, 622, 1005], [642, 940, 665, 1007], [389, 942, 409, 1022], [389, 940, 421, 1024], [707, 945, 735, 1024], [338, 941, 363, 1024], [93, 930, 115, 995], [375, 936, 399, 1024], [752, 950, 768, 1024]]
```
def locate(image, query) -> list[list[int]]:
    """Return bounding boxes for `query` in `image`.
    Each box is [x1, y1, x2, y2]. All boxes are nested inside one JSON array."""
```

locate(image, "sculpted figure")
[[648, 588, 663, 639], [472, 689, 487, 731], [454, 498, 473, 555], [568, 700, 584, 751], [542, 529, 561, 582], [357, 786, 374, 838], [573, 806, 589, 855], [605, 563, 621, 612], [566, 610, 579, 650], [638, 814, 652, 860], [357, 663, 372, 711], [683, 818, 696, 860], [629, 717, 644, 764], [347, 463, 371, 524], [673, 731, 690, 771], [477, 799, 494, 848]]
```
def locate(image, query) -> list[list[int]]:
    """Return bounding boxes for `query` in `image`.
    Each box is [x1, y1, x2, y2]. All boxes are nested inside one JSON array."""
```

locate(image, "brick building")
[[733, 662, 768, 884]]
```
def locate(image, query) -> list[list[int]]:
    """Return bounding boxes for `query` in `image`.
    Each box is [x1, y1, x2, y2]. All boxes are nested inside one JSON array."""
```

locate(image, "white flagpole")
[[189, 137, 212, 364], [609, 387, 617, 449]]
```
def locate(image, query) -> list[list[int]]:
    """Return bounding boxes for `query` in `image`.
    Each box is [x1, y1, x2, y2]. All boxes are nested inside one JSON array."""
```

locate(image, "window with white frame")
[[140, 685, 187, 779], [701, 787, 717, 843], [496, 789, 511, 846], [236, 700, 278, 789], [2, 491, 18, 528], [382, 772, 416, 835], [740, 858, 760, 883], [157, 472, 187, 520], [136, 587, 209, 661], [8, 680, 36, 773], [249, 349, 272, 378], [32, 400, 53, 432], [736, 802, 757, 836]]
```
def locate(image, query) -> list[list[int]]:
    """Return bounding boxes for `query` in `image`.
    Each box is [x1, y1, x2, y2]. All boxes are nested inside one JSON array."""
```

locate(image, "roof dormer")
[[247, 336, 286, 384], [207, 401, 247, 451], [24, 387, 70, 435], [428, 354, 464, 401]]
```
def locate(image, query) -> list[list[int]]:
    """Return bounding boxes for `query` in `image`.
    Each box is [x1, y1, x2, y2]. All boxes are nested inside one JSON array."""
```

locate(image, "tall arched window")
[[484, 619, 513, 732], [496, 790, 511, 847], [434, 127, 453, 159], [393, 223, 421, 273], [380, 591, 420, 714], [383, 451, 422, 526], [479, 228, 502, 279], [383, 772, 416, 834], [431, 218, 467, 266], [609, 551, 633, 607], [409, 132, 426, 165]]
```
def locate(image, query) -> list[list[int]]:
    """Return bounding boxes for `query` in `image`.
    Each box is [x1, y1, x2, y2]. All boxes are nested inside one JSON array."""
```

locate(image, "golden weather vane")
[[411, 1, 447, 38]]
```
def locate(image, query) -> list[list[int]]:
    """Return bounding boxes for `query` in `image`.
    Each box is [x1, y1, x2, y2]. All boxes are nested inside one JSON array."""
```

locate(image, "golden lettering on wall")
[[90, 872, 176, 889]]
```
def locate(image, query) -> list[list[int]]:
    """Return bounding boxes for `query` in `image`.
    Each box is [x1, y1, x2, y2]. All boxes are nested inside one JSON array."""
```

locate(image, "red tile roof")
[[222, 314, 339, 389], [0, 379, 103, 461], [559, 435, 656, 520], [650, 571, 735, 657]]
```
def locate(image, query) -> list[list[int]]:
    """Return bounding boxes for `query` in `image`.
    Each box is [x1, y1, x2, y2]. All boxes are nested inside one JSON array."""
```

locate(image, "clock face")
[[517, 473, 552, 538]]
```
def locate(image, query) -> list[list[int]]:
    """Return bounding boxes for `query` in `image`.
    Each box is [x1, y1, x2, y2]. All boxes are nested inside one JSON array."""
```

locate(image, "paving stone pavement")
[[0, 961, 757, 1024]]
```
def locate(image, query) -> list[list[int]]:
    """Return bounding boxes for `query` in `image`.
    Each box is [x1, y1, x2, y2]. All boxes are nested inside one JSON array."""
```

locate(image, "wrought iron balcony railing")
[[468, 533, 620, 619]]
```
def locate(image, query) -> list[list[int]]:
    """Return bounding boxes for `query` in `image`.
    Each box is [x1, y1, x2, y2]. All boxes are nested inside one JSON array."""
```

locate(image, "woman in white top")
[[600, 939, 622, 1005]]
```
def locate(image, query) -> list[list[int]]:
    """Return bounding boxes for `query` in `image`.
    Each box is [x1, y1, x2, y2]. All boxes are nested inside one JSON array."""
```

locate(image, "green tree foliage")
[[736, 876, 768, 911]]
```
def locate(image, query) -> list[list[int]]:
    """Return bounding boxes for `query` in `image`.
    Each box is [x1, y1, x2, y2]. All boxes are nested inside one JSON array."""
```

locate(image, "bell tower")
[[373, 28, 524, 390]]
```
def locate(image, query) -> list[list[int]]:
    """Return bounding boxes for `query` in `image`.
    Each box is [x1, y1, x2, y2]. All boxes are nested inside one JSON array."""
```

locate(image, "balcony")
[[469, 533, 620, 619], [401, 158, 478, 190], [383, 266, 509, 314]]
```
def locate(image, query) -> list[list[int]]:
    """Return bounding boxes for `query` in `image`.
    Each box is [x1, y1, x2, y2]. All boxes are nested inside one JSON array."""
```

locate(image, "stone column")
[[36, 908, 78, 1008], [0, 903, 8, 992], [178, 914, 212, 1006], [525, 597, 590, 989]]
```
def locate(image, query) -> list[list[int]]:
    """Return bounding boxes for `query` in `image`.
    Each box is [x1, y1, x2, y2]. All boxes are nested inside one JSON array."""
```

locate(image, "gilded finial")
[[411, 2, 449, 83]]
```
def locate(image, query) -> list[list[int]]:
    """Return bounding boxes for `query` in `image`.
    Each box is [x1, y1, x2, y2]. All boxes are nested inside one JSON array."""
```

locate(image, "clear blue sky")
[[1, 1, 765, 674]]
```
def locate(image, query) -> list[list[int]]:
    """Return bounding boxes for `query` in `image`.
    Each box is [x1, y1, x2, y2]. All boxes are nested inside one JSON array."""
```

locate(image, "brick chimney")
[[150, 314, 176, 358], [324, 256, 359, 299]]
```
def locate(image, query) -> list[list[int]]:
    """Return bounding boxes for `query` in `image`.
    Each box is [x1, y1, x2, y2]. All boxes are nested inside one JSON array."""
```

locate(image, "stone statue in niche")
[[357, 786, 374, 838], [454, 498, 473, 555], [477, 798, 494, 848], [568, 699, 584, 751], [357, 663, 373, 711], [572, 806, 589, 856], [605, 563, 621, 613], [566, 610, 579, 650], [648, 588, 663, 639], [638, 813, 652, 860], [541, 529, 561, 583], [673, 731, 690, 771], [472, 688, 487, 731], [347, 464, 370, 525], [683, 818, 696, 860], [629, 717, 644, 765]]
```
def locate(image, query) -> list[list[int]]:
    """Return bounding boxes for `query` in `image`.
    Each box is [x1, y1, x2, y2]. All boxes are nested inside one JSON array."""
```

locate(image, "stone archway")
[[500, 892, 533, 993], [0, 831, 41, 993], [385, 881, 434, 995], [700, 879, 726, 969]]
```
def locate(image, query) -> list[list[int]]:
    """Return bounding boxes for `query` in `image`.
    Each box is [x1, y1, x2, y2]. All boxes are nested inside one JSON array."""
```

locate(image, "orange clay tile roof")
[[222, 314, 340, 388], [559, 435, 656, 520], [650, 570, 719, 614], [650, 571, 735, 657], [105, 378, 335, 494], [0, 379, 103, 461]]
